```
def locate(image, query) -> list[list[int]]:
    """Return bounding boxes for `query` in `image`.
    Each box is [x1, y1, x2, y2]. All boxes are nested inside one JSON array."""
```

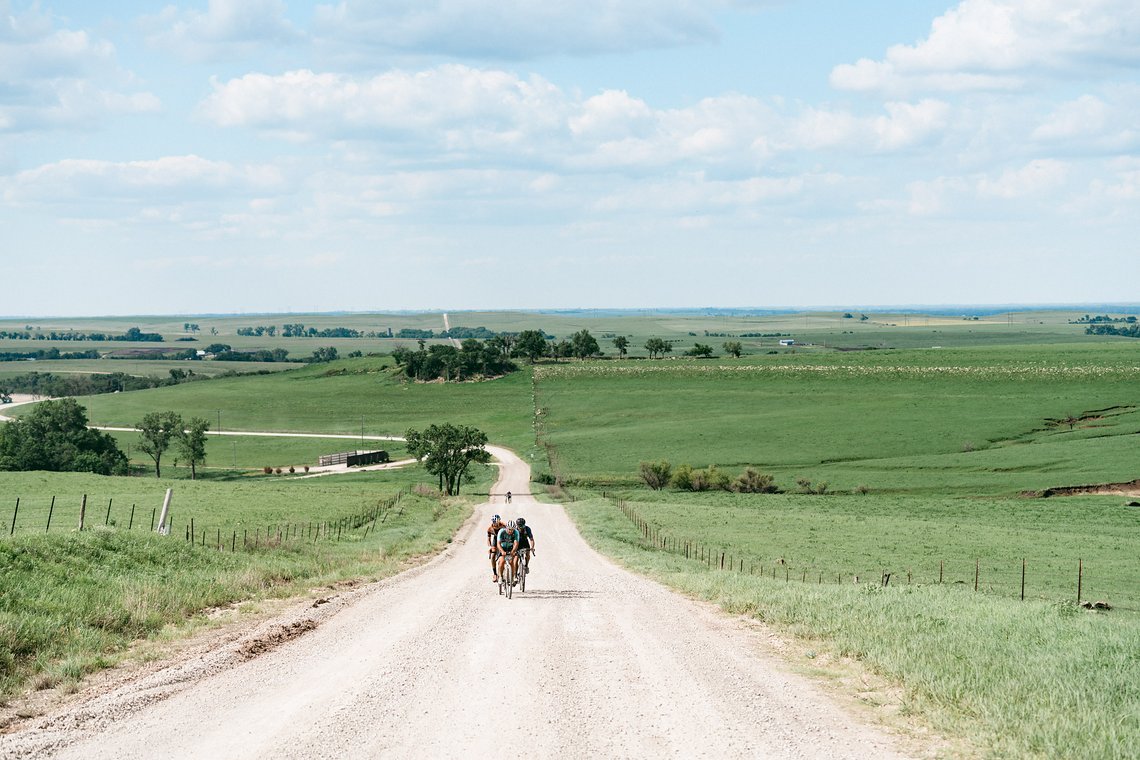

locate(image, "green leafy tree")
[[612, 335, 629, 358], [571, 329, 601, 360], [405, 423, 491, 496], [137, 411, 184, 478], [685, 343, 714, 358], [639, 460, 672, 490], [176, 417, 210, 480], [722, 341, 743, 358], [514, 330, 549, 363], [645, 337, 671, 359], [0, 398, 126, 475]]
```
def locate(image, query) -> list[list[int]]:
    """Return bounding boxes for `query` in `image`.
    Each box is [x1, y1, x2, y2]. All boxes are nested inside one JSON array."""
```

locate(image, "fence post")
[[105, 498, 113, 526], [974, 559, 979, 592], [78, 494, 87, 531], [9, 498, 18, 536], [1077, 558, 1083, 604], [939, 560, 943, 584], [46, 496, 56, 533], [129, 504, 136, 530], [157, 488, 173, 535]]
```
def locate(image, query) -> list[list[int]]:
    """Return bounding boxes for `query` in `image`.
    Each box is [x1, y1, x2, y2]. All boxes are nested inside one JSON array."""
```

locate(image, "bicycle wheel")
[[520, 557, 527, 592], [505, 562, 513, 600]]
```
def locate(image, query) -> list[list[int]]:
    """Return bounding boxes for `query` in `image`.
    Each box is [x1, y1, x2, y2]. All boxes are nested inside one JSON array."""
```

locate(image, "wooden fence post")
[[129, 504, 136, 530], [46, 496, 56, 533], [1077, 558, 1083, 604], [1021, 559, 1026, 601], [157, 488, 173, 535], [105, 498, 113, 526], [974, 559, 979, 592], [78, 494, 87, 531], [9, 498, 18, 536]]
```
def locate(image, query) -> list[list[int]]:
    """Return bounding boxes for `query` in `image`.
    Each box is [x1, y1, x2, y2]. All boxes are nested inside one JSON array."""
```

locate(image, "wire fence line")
[[1, 490, 406, 553], [604, 495, 1136, 613]]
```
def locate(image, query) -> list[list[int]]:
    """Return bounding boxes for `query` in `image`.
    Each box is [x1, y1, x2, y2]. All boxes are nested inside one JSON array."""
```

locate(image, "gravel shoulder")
[[0, 445, 917, 760]]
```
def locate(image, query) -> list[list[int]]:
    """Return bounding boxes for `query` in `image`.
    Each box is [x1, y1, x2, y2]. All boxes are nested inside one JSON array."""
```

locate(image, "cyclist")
[[506, 491, 512, 504], [495, 519, 521, 585], [515, 516, 535, 576], [487, 514, 506, 581]]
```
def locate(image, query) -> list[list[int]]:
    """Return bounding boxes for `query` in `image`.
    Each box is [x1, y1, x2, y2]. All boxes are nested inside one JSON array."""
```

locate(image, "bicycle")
[[506, 491, 512, 505], [517, 548, 532, 592], [498, 553, 514, 599]]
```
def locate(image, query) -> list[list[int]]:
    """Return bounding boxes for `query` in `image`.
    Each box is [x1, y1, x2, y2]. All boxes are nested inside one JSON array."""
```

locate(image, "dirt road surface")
[[1, 445, 912, 759]]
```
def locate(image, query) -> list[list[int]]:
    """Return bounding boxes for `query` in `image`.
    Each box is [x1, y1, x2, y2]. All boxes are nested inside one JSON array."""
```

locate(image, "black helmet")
[[516, 517, 526, 527]]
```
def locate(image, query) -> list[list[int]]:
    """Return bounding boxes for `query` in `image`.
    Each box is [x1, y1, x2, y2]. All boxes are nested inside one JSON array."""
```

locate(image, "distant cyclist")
[[515, 516, 535, 574], [487, 514, 506, 582], [496, 519, 521, 585], [506, 491, 512, 504]]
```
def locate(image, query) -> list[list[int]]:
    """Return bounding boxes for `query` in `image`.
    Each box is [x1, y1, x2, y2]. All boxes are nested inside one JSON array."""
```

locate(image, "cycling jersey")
[[487, 521, 505, 543], [496, 527, 520, 551], [516, 525, 534, 549]]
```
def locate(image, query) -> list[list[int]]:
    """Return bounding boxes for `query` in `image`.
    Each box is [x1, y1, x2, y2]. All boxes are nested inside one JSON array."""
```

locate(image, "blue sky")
[[2, 0, 1138, 316]]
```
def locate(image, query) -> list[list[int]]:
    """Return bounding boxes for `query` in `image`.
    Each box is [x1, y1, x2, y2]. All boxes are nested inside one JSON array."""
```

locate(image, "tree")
[[176, 417, 210, 480], [0, 398, 126, 475], [137, 411, 183, 478], [722, 341, 743, 358], [639, 460, 672, 490], [514, 330, 548, 363], [645, 337, 671, 359], [685, 343, 714, 358], [405, 423, 491, 496], [612, 335, 629, 358], [571, 329, 601, 360]]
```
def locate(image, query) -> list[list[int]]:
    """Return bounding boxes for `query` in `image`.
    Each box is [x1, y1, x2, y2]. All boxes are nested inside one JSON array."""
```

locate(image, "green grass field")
[[567, 495, 1140, 760], [3, 309, 1139, 754]]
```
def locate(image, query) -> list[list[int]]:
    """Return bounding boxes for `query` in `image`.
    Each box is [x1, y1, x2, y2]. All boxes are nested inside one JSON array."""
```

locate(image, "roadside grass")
[[591, 489, 1140, 613], [0, 464, 491, 698], [567, 496, 1140, 760]]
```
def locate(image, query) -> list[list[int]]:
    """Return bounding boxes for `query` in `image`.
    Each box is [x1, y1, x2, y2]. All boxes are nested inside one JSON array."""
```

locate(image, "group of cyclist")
[[487, 505, 535, 585]]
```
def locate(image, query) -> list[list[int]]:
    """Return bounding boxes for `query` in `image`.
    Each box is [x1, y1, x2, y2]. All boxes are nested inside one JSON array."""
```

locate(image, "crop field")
[[0, 308, 1119, 362], [532, 343, 1140, 489]]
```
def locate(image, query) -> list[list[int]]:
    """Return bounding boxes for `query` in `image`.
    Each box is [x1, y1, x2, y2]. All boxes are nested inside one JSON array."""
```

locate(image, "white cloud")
[[791, 99, 950, 152], [4, 155, 283, 204], [312, 0, 719, 60], [142, 0, 303, 62], [976, 158, 1069, 199], [0, 3, 158, 132], [1032, 95, 1109, 141], [830, 0, 1140, 94]]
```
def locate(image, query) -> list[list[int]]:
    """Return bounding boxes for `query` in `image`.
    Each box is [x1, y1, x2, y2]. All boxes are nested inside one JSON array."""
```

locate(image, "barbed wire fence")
[[603, 494, 1136, 613], [1, 489, 406, 553]]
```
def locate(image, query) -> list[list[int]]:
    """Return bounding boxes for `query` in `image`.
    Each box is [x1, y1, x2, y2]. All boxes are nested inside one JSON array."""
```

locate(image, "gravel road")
[[1, 445, 912, 759]]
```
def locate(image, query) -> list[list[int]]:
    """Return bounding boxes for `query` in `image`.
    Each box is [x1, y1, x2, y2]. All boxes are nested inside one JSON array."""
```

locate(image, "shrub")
[[795, 478, 829, 494], [288, 466, 295, 474], [263, 466, 272, 474], [303, 465, 310, 473], [275, 467, 282, 475], [533, 470, 556, 485], [733, 468, 778, 493], [854, 483, 871, 495], [639, 460, 672, 490], [670, 463, 694, 490]]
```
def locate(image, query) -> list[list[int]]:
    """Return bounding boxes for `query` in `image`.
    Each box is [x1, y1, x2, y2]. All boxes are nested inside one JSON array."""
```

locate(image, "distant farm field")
[[533, 343, 1140, 492]]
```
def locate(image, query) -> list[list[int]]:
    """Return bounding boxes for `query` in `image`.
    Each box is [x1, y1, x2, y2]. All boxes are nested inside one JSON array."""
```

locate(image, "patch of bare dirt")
[[1026, 478, 1140, 498]]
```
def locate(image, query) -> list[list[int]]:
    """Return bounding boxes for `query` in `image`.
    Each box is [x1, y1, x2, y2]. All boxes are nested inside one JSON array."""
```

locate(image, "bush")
[[733, 467, 778, 493], [288, 466, 295, 474], [690, 465, 732, 492], [263, 466, 272, 474], [670, 463, 693, 490], [533, 470, 556, 485], [795, 478, 830, 494], [639, 460, 672, 490]]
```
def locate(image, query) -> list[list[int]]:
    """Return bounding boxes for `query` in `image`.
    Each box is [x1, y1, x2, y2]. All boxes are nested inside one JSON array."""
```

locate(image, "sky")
[[1, 0, 1138, 316]]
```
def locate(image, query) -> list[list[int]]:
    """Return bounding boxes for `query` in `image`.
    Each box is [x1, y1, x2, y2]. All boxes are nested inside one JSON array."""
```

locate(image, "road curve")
[[0, 446, 910, 760]]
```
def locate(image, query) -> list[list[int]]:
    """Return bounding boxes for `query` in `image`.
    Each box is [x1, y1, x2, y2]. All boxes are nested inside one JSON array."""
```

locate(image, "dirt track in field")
[[0, 445, 916, 759]]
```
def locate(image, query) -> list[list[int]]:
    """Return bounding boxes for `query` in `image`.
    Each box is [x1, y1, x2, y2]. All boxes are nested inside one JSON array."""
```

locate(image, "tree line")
[[0, 327, 164, 342]]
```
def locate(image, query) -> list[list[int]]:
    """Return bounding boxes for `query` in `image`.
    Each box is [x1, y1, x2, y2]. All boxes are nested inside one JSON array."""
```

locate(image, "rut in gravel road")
[[1, 445, 912, 760]]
